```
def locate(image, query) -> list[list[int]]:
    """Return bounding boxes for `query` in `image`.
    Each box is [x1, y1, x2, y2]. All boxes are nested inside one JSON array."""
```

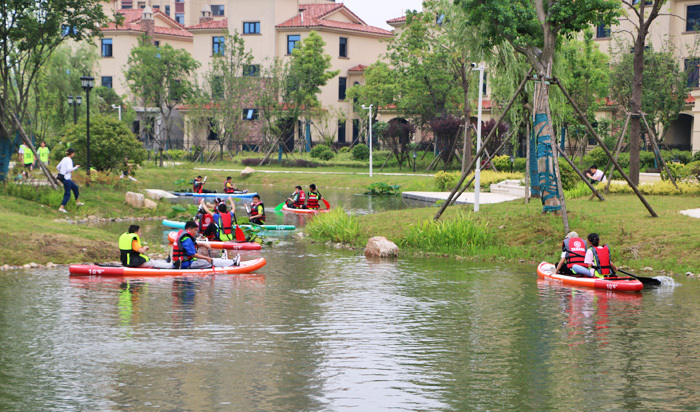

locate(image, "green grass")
[[305, 206, 360, 244]]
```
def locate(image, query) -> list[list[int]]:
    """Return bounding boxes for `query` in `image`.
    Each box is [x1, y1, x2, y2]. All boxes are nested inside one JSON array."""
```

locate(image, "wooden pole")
[[556, 145, 605, 201], [554, 77, 657, 217], [641, 112, 678, 189], [545, 103, 569, 233], [433, 68, 533, 221], [525, 121, 530, 204], [601, 113, 630, 195]]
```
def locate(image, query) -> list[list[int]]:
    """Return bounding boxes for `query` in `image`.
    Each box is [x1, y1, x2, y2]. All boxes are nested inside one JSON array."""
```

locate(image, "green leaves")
[[286, 31, 339, 112]]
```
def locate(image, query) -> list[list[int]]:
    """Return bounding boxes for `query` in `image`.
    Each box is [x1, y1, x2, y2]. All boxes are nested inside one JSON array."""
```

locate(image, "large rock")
[[125, 191, 145, 208], [145, 189, 177, 200], [364, 236, 399, 258], [240, 167, 255, 177], [143, 198, 158, 210]]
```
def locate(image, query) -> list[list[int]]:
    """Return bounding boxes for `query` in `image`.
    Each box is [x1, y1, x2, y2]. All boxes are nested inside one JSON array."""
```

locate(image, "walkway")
[[402, 191, 520, 205], [194, 167, 435, 177]]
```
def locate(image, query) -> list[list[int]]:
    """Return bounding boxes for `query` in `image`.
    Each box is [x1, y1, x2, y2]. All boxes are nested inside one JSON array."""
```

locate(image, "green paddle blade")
[[274, 202, 284, 212]]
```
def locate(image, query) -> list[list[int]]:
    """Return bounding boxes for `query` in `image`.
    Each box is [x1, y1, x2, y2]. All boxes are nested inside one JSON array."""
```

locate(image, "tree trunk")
[[628, 34, 646, 185], [461, 64, 472, 172], [533, 68, 561, 210]]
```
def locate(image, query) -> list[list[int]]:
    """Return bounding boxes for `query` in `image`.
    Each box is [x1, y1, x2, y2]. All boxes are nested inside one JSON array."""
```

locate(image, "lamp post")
[[67, 95, 82, 125], [413, 151, 417, 173], [80, 76, 94, 181], [361, 104, 373, 177], [111, 104, 122, 121], [472, 65, 484, 212]]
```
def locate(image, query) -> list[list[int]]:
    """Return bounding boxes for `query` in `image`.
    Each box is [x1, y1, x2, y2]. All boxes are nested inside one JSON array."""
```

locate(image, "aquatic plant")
[[305, 206, 360, 244]]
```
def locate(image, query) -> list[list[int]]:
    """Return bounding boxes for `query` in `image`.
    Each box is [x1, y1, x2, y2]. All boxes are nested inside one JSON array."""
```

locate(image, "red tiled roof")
[[277, 3, 392, 36], [686, 94, 695, 104], [187, 18, 228, 30], [102, 9, 192, 38], [387, 16, 406, 24], [348, 64, 368, 72]]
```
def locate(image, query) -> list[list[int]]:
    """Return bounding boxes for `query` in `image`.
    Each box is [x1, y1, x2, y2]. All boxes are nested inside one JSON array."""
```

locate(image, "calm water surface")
[[1, 186, 698, 411]]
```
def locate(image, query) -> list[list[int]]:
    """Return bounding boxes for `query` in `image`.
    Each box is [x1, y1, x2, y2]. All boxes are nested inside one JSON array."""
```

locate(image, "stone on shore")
[[145, 189, 177, 200], [364, 236, 399, 258], [241, 167, 255, 177], [143, 199, 158, 210], [125, 191, 145, 208]]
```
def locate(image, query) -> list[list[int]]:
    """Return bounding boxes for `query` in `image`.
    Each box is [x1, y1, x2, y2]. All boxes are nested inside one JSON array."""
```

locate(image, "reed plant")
[[564, 181, 593, 199], [305, 206, 360, 244], [398, 212, 492, 255]]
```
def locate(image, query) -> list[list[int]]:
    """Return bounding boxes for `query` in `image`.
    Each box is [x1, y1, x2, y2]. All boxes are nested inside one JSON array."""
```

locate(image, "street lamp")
[[111, 104, 122, 121], [361, 104, 373, 177], [413, 151, 417, 173], [80, 76, 94, 181], [472, 64, 484, 212], [67, 95, 82, 125]]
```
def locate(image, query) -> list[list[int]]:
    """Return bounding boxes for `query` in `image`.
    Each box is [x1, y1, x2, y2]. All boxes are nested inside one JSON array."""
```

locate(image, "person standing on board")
[[555, 231, 587, 275], [571, 233, 618, 278], [306, 183, 323, 210], [56, 147, 83, 213]]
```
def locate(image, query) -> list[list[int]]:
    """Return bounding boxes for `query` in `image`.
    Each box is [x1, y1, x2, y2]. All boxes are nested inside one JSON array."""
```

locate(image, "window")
[[212, 36, 225, 55], [165, 5, 170, 16], [686, 58, 700, 87], [138, 1, 145, 8], [436, 13, 446, 26], [121, 0, 132, 9], [152, 5, 159, 10], [101, 76, 113, 88], [175, 13, 185, 24], [352, 119, 360, 144], [243, 64, 260, 77], [101, 39, 113, 57], [689, 5, 700, 31], [154, 40, 160, 47], [208, 119, 219, 140], [211, 5, 224, 16], [338, 120, 346, 143], [61, 25, 77, 36], [287, 35, 300, 55], [596, 23, 611, 38], [211, 76, 224, 99], [482, 71, 487, 95], [243, 21, 260, 34], [243, 109, 259, 120], [339, 37, 347, 58], [338, 77, 347, 100], [353, 81, 360, 103]]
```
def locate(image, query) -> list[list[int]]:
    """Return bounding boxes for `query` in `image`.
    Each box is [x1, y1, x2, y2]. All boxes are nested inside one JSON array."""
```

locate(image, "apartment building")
[[96, 0, 393, 149]]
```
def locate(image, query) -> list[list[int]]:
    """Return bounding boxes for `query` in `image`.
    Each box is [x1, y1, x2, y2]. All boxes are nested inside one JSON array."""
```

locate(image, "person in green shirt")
[[19, 144, 34, 170], [38, 141, 50, 166]]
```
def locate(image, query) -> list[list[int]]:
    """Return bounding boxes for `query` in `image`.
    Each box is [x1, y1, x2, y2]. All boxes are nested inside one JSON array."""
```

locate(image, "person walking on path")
[[56, 148, 83, 213], [38, 142, 50, 166], [19, 143, 34, 171]]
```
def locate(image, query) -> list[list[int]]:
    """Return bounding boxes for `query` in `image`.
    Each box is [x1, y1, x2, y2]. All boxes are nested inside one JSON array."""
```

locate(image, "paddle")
[[322, 198, 330, 210], [616, 268, 662, 287], [274, 202, 285, 212]]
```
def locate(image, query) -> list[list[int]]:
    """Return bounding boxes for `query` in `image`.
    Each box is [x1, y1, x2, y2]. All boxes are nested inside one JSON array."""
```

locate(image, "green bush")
[[582, 147, 609, 169], [639, 151, 656, 170], [399, 211, 492, 255], [310, 144, 331, 159], [352, 144, 370, 161], [339, 146, 350, 153], [318, 149, 335, 161], [558, 161, 578, 191], [617, 152, 630, 169], [513, 157, 527, 173], [305, 207, 360, 244], [166, 149, 188, 160], [434, 171, 459, 191], [661, 162, 685, 181], [491, 155, 512, 171], [681, 161, 700, 182]]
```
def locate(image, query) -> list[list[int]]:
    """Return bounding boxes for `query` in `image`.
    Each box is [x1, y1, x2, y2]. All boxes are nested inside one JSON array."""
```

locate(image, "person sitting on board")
[[584, 165, 606, 183], [196, 200, 217, 241], [212, 197, 238, 242], [571, 233, 618, 278], [119, 225, 170, 268], [172, 221, 240, 268], [193, 175, 213, 194], [555, 231, 587, 276], [223, 176, 238, 194], [248, 194, 266, 225], [285, 186, 306, 209], [306, 183, 323, 210]]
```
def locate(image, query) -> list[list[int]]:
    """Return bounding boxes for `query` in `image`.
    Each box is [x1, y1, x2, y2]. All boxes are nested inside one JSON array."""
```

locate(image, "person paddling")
[[223, 176, 238, 194], [571, 233, 618, 278], [555, 231, 586, 275], [193, 175, 213, 194], [285, 185, 306, 209], [172, 221, 240, 269], [306, 183, 323, 210]]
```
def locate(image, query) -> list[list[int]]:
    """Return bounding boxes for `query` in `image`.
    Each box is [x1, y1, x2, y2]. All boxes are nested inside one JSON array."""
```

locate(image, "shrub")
[[310, 144, 331, 159], [305, 207, 360, 244], [434, 171, 460, 191], [513, 157, 527, 173], [582, 147, 609, 169], [338, 146, 350, 153], [616, 152, 630, 169], [660, 162, 685, 181], [352, 144, 370, 161], [680, 161, 700, 182], [491, 155, 512, 172], [280, 159, 318, 168], [639, 151, 656, 170], [694, 151, 700, 162], [661, 150, 693, 165], [242, 157, 266, 166], [166, 149, 188, 160], [558, 161, 578, 191], [318, 149, 335, 161]]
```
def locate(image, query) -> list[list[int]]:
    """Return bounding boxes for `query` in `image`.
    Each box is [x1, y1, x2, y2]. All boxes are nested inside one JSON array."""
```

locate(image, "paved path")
[[402, 191, 520, 205], [194, 167, 435, 177], [680, 208, 700, 218]]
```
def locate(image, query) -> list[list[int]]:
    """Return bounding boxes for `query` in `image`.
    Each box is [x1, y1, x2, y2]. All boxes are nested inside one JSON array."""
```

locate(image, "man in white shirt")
[[585, 165, 606, 183]]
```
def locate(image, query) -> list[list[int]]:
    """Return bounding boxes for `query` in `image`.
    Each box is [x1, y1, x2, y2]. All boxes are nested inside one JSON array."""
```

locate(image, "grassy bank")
[[307, 194, 700, 275]]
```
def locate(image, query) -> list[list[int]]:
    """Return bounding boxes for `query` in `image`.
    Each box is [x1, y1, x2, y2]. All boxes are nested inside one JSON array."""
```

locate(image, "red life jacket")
[[591, 245, 613, 276], [193, 180, 203, 193], [306, 190, 321, 209], [198, 213, 215, 240], [216, 212, 234, 241], [563, 237, 586, 269], [293, 190, 306, 208], [223, 181, 235, 193], [172, 229, 196, 264], [250, 201, 266, 222]]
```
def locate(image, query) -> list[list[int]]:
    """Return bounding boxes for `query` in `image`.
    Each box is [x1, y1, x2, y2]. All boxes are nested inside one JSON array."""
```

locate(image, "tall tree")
[[0, 0, 110, 182], [124, 35, 200, 164], [286, 31, 339, 151], [459, 0, 620, 209]]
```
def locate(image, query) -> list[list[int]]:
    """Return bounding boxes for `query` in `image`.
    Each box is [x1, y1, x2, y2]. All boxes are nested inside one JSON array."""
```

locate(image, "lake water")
[[0, 186, 697, 411]]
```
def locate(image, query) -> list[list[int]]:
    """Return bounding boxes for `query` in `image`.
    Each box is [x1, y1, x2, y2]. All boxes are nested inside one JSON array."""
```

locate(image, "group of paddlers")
[[556, 231, 618, 278]]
